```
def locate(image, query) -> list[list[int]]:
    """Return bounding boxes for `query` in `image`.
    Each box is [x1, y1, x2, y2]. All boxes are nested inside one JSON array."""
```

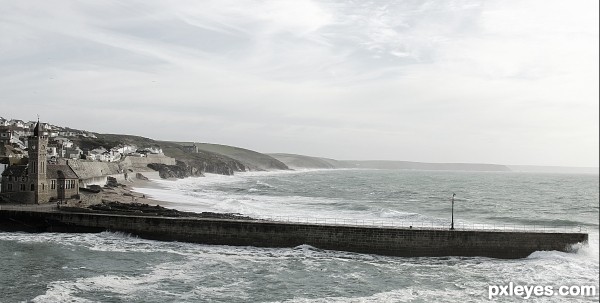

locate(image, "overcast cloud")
[[0, 0, 598, 167]]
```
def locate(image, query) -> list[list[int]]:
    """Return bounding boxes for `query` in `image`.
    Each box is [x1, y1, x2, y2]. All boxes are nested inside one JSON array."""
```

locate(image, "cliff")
[[181, 142, 289, 171], [270, 154, 511, 172], [268, 153, 346, 169]]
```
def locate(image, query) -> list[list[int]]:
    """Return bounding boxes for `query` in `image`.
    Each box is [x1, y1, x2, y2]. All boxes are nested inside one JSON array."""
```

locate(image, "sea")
[[0, 169, 598, 302]]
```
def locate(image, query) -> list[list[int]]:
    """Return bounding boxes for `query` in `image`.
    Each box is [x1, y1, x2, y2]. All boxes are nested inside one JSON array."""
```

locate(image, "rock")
[[105, 177, 119, 187], [87, 201, 253, 219], [135, 173, 149, 181], [80, 185, 103, 193], [89, 185, 103, 192], [147, 161, 205, 179]]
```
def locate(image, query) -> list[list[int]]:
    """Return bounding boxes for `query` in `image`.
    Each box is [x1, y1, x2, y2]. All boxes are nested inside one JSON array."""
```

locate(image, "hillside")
[[181, 143, 289, 171], [270, 154, 511, 172], [72, 134, 249, 175], [268, 153, 346, 169]]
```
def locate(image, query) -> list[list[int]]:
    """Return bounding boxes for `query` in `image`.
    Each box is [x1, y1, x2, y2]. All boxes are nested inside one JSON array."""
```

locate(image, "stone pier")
[[0, 209, 588, 259]]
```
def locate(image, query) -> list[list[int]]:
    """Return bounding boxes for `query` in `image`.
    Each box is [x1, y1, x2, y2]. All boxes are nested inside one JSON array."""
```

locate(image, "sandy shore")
[[77, 177, 171, 208]]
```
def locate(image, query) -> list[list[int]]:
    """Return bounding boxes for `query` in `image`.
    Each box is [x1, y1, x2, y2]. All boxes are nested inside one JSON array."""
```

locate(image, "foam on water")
[[2, 169, 597, 302], [133, 170, 443, 223], [3, 228, 594, 302]]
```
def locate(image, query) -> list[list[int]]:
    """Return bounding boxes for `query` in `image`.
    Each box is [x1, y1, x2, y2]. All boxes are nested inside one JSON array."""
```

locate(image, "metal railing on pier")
[[252, 215, 587, 234], [0, 204, 587, 234]]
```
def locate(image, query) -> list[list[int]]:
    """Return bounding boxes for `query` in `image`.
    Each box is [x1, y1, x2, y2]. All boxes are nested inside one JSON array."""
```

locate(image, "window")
[[51, 180, 56, 189], [7, 183, 12, 191], [31, 184, 34, 191], [20, 184, 25, 191]]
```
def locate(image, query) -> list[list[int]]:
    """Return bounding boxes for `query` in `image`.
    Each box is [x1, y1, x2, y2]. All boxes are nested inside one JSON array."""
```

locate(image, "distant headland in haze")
[[268, 153, 598, 174]]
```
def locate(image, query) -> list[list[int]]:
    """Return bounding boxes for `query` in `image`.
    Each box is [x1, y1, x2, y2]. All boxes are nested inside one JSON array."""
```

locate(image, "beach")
[[77, 176, 170, 209]]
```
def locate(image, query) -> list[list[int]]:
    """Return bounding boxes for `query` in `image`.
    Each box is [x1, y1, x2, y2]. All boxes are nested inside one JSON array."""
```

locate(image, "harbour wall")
[[0, 210, 588, 259]]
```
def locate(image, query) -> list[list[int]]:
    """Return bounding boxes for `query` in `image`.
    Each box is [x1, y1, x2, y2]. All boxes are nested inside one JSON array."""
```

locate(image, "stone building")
[[0, 121, 80, 204]]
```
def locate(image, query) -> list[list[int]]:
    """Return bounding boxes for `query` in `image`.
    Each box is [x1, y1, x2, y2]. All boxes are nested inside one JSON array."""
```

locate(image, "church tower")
[[27, 120, 50, 203]]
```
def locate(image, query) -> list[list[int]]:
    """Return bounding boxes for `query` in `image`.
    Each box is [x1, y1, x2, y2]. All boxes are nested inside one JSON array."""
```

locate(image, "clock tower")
[[27, 120, 49, 203]]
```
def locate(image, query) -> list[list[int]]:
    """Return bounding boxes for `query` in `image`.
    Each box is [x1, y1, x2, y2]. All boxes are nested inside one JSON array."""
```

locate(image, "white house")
[[10, 137, 26, 150], [11, 120, 25, 128], [113, 144, 137, 155], [53, 137, 74, 148], [63, 147, 83, 159], [59, 131, 78, 137], [139, 146, 163, 155], [47, 146, 58, 158]]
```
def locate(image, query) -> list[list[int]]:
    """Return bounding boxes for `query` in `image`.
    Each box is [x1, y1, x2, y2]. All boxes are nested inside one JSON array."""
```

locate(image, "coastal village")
[[0, 117, 174, 204]]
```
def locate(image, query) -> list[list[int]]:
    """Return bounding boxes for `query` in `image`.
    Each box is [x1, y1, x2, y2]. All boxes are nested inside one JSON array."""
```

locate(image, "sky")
[[0, 0, 598, 167]]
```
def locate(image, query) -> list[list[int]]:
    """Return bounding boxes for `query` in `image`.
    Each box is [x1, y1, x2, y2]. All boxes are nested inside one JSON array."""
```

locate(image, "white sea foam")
[[272, 287, 483, 303], [5, 226, 597, 303], [132, 171, 438, 223], [7, 170, 596, 303]]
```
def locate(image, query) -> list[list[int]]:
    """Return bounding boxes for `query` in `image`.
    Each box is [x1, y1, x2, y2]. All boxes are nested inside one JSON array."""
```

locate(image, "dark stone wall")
[[0, 210, 588, 259]]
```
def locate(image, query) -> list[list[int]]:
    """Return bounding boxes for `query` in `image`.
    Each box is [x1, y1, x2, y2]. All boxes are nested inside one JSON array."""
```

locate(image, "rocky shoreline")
[[80, 200, 254, 220]]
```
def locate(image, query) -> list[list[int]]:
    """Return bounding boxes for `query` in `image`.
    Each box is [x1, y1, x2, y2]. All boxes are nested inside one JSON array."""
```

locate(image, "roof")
[[47, 164, 79, 179], [33, 121, 40, 136], [1, 165, 27, 177]]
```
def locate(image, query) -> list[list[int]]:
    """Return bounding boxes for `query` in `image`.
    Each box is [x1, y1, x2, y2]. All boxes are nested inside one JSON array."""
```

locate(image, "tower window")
[[31, 184, 35, 191]]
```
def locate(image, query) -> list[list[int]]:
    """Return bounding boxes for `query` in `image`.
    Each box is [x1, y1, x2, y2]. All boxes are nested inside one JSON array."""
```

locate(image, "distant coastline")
[[269, 153, 599, 174], [506, 165, 598, 175]]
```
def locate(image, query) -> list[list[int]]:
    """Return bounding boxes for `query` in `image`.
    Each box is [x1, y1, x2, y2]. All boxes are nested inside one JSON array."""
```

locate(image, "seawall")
[[67, 155, 176, 187], [0, 210, 588, 259]]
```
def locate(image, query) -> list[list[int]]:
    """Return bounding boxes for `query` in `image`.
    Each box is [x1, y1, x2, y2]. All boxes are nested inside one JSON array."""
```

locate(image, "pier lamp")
[[450, 193, 456, 230]]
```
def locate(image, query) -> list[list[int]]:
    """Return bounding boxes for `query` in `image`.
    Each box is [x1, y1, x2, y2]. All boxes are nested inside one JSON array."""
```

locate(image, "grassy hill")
[[268, 153, 347, 169], [180, 142, 289, 171], [72, 134, 249, 175]]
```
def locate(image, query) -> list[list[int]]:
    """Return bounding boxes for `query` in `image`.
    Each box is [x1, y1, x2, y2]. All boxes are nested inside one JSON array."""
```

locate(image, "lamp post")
[[450, 193, 456, 230]]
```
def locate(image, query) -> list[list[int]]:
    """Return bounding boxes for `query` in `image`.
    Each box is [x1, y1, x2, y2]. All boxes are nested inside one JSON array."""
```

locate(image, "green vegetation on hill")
[[268, 153, 346, 169], [180, 142, 289, 171], [72, 134, 249, 175]]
